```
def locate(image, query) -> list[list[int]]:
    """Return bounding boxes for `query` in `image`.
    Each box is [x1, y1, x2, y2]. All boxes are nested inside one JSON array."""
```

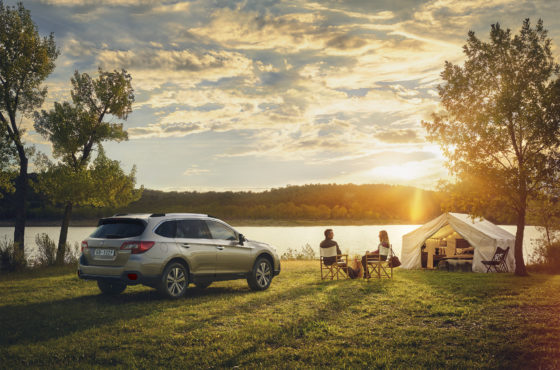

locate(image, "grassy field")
[[0, 261, 559, 368]]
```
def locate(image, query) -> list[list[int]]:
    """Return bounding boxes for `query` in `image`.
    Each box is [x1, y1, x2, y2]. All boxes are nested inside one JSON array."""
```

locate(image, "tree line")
[[0, 183, 518, 225]]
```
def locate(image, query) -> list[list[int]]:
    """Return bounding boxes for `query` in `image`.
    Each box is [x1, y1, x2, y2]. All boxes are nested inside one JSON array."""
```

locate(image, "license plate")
[[94, 249, 115, 257]]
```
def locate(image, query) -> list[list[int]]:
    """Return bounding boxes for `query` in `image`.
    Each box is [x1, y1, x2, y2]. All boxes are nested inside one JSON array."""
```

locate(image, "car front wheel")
[[158, 262, 189, 299], [247, 257, 273, 291], [97, 279, 127, 295]]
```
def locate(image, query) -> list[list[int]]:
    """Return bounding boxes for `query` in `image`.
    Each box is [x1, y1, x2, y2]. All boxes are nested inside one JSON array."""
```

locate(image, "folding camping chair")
[[320, 245, 349, 280], [364, 245, 393, 279], [481, 246, 510, 273]]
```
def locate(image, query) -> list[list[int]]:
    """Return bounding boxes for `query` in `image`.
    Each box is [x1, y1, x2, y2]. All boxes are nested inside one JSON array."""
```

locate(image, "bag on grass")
[[388, 256, 401, 268]]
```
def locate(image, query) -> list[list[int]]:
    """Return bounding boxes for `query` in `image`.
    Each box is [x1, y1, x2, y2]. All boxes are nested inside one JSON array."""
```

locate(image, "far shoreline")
[[0, 218, 526, 227]]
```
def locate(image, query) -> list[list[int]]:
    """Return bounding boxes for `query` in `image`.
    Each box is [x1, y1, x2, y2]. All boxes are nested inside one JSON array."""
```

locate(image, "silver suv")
[[78, 213, 281, 298]]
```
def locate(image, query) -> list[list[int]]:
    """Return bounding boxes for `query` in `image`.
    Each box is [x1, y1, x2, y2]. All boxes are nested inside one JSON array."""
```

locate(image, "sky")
[[8, 0, 560, 192]]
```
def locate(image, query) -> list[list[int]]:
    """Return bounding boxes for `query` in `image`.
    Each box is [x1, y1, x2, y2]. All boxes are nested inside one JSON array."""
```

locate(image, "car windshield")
[[90, 218, 146, 239]]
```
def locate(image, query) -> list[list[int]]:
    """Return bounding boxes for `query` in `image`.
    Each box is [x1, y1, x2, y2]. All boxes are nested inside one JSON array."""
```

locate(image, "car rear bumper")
[[78, 265, 158, 286]]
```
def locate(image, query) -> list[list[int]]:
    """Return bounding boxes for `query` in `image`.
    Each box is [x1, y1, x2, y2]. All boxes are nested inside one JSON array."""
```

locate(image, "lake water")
[[0, 224, 543, 262]]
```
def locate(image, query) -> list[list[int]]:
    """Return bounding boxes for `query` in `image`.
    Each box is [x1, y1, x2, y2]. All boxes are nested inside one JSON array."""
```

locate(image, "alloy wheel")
[[166, 266, 186, 297], [256, 261, 271, 288]]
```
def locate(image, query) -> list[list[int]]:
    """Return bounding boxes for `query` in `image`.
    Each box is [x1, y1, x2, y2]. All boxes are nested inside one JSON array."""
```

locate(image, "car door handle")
[[216, 246, 224, 250], [181, 243, 190, 248]]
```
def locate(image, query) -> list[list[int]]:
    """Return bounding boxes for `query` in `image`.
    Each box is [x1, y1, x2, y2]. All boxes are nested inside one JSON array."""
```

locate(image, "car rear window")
[[91, 218, 146, 239]]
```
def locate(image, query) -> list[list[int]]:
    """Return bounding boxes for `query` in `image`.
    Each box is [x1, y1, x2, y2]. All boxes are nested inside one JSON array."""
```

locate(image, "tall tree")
[[423, 19, 560, 276], [0, 132, 16, 197], [34, 148, 143, 259], [0, 1, 58, 256], [34, 69, 136, 264]]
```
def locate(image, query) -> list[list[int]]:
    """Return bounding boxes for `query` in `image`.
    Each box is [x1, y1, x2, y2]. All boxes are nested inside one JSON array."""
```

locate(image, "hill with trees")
[[0, 182, 517, 225]]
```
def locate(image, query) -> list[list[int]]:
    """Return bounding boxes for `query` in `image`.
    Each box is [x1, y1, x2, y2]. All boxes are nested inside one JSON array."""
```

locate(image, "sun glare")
[[369, 162, 425, 181]]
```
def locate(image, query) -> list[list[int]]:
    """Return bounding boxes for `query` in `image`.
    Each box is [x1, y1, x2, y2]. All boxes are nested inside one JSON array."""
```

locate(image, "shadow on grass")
[[0, 265, 78, 282], [216, 280, 392, 368], [1, 276, 357, 347], [396, 269, 555, 300]]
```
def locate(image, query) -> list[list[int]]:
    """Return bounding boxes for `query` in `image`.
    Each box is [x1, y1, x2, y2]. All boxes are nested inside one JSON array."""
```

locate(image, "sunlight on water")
[[0, 224, 543, 262]]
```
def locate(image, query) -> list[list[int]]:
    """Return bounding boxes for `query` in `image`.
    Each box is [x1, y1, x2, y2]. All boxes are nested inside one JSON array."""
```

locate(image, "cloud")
[[128, 122, 205, 139], [183, 165, 210, 176], [375, 129, 424, 143], [98, 49, 251, 72], [325, 34, 367, 50], [96, 48, 254, 91], [38, 0, 159, 6], [21, 0, 560, 192]]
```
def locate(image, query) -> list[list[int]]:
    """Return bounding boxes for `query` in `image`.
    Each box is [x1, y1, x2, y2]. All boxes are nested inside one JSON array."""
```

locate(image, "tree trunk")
[[514, 207, 529, 276], [13, 153, 28, 261], [56, 202, 73, 265]]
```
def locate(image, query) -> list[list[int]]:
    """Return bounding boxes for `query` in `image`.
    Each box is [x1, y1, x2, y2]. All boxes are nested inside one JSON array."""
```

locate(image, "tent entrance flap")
[[422, 225, 474, 269]]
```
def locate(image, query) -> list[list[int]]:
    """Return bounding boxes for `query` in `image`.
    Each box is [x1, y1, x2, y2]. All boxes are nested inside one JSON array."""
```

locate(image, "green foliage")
[[34, 68, 131, 170], [281, 243, 316, 260], [34, 233, 56, 267], [0, 0, 58, 252], [29, 233, 79, 267], [423, 19, 560, 275], [0, 132, 16, 197], [0, 236, 26, 271], [528, 193, 560, 273], [33, 148, 142, 209], [0, 182, 519, 224], [529, 241, 560, 274], [0, 1, 58, 121], [118, 184, 446, 223], [33, 67, 137, 263]]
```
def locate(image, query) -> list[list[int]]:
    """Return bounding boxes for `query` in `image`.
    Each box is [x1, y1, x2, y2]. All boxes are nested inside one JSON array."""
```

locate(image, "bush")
[[35, 234, 80, 267], [35, 233, 57, 267], [529, 240, 560, 274], [0, 237, 26, 271], [64, 242, 80, 265], [281, 243, 316, 260]]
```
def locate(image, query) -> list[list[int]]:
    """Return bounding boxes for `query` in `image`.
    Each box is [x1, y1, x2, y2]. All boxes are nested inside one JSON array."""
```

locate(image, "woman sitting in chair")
[[361, 230, 390, 278]]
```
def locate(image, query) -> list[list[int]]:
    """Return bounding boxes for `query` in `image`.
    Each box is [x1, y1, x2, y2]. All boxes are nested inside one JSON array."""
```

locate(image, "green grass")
[[0, 262, 559, 368]]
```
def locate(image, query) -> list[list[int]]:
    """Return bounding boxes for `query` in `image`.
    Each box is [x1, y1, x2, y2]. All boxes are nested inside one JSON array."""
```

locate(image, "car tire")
[[158, 262, 189, 299], [195, 281, 212, 289], [97, 279, 127, 295], [247, 257, 273, 291]]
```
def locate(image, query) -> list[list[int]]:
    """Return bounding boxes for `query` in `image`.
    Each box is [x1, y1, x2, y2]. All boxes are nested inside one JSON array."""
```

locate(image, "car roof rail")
[[114, 213, 128, 216], [150, 213, 166, 217]]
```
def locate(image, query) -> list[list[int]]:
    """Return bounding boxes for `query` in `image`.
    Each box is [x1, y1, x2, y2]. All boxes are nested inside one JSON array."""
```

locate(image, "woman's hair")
[[379, 230, 389, 243]]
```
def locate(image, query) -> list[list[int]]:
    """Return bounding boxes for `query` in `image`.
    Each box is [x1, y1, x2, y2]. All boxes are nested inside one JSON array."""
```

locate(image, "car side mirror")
[[238, 234, 246, 245]]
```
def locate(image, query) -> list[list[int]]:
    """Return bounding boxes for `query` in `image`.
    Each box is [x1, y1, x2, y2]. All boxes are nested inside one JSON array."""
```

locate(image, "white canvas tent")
[[401, 213, 515, 272]]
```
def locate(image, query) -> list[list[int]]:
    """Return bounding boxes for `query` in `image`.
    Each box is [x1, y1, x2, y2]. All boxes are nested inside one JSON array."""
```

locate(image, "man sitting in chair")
[[320, 229, 359, 279]]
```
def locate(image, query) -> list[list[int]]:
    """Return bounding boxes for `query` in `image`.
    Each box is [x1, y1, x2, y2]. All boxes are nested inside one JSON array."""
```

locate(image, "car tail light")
[[127, 273, 138, 280], [81, 241, 88, 252], [120, 241, 155, 254]]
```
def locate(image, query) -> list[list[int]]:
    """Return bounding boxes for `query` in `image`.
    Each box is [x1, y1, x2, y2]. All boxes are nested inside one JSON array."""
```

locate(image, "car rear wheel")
[[97, 279, 127, 295], [158, 262, 189, 299], [247, 257, 273, 291]]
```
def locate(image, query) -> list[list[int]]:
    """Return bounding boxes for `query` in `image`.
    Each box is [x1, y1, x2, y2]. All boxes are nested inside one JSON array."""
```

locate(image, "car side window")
[[206, 220, 237, 241], [176, 220, 211, 239], [155, 221, 176, 238]]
